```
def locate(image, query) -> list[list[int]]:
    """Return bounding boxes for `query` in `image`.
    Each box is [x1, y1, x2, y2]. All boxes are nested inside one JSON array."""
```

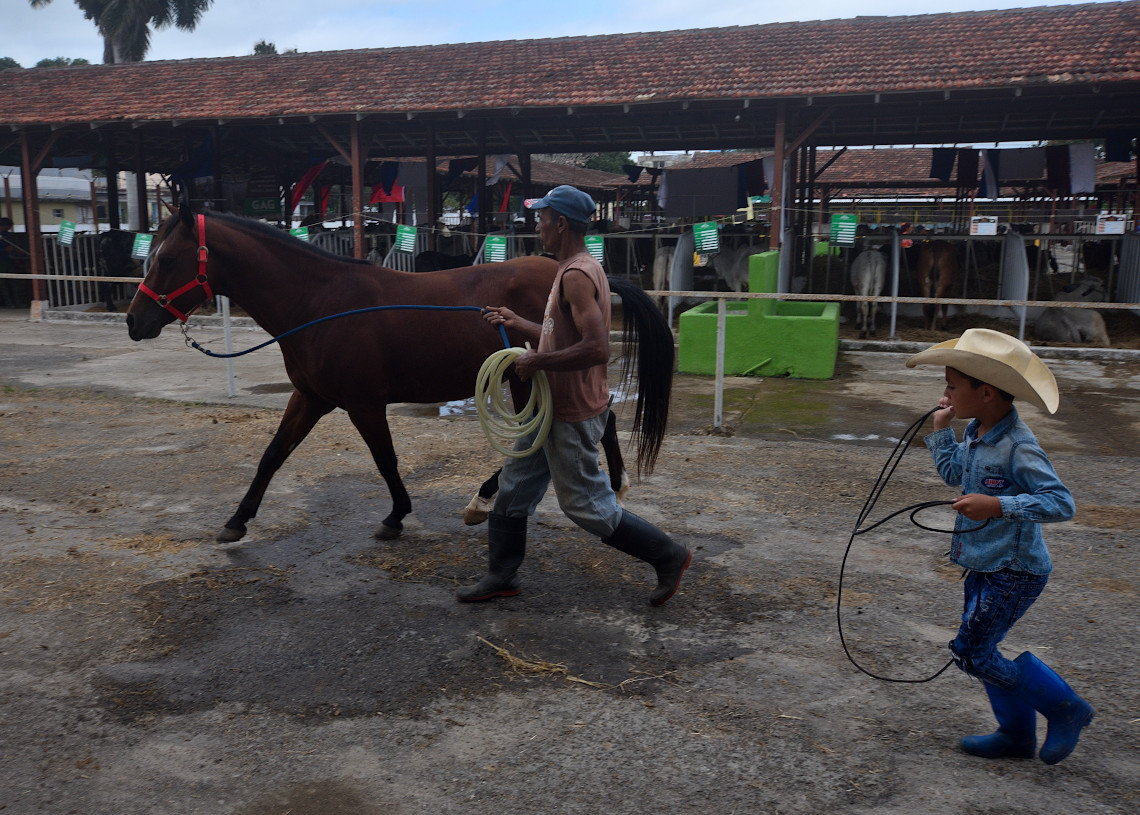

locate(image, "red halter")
[[137, 213, 214, 323]]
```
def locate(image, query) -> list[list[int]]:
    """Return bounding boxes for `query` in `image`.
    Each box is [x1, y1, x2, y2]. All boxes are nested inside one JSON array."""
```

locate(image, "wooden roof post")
[[105, 150, 121, 230], [350, 118, 365, 260], [520, 153, 533, 232], [134, 133, 149, 232], [769, 102, 786, 250], [425, 123, 437, 252], [477, 124, 488, 239], [20, 130, 46, 316]]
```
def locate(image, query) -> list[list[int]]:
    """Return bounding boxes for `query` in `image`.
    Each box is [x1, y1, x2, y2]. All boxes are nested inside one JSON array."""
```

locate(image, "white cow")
[[850, 246, 887, 338], [1034, 276, 1111, 347], [707, 244, 764, 293]]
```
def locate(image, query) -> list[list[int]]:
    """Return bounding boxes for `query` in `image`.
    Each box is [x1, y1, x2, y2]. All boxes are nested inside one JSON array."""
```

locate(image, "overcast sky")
[[2, 1, 1120, 67]]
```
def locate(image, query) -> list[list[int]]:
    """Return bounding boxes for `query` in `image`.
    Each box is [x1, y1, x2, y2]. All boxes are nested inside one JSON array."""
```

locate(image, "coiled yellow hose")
[[475, 346, 552, 458]]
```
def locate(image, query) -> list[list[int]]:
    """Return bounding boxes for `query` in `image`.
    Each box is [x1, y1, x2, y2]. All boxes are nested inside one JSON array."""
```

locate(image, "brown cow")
[[917, 240, 959, 331]]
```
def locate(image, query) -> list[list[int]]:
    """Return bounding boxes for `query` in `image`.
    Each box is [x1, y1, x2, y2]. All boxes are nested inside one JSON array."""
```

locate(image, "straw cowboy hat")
[[906, 328, 1059, 414]]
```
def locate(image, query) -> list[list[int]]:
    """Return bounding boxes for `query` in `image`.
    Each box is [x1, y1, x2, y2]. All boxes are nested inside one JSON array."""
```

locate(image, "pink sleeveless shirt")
[[536, 251, 611, 422]]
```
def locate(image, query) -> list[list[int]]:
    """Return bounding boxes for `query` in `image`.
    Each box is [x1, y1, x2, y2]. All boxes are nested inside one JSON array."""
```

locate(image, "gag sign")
[[243, 197, 281, 217], [57, 221, 77, 246], [243, 176, 280, 217], [585, 235, 604, 266], [970, 216, 999, 236], [131, 233, 153, 259]]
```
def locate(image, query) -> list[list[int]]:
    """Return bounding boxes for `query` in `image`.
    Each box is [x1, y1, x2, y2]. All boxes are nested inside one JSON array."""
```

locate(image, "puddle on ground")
[[392, 381, 640, 419]]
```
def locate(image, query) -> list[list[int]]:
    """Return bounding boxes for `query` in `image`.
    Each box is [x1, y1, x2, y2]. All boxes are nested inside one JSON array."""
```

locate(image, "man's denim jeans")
[[950, 568, 1048, 688], [493, 410, 623, 539]]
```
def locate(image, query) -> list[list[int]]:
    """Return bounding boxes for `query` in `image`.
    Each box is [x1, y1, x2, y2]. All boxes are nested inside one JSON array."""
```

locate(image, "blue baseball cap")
[[524, 185, 596, 224]]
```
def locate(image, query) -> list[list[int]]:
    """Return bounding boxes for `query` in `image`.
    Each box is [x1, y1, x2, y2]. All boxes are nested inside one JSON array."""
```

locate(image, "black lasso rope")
[[836, 406, 989, 683]]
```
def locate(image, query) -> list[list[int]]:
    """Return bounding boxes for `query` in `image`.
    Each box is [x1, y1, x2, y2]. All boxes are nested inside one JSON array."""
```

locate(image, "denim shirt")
[[924, 407, 1074, 575]]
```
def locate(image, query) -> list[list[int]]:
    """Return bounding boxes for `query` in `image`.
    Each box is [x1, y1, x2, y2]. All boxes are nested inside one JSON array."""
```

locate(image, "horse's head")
[[125, 198, 214, 341]]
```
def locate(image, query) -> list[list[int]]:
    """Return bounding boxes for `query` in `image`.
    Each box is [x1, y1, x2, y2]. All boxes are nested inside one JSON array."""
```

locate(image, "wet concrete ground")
[[1, 308, 1138, 814]]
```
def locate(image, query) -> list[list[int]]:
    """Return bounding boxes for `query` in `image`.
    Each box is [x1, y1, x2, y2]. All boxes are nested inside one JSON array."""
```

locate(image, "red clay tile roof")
[[1, 2, 1138, 126]]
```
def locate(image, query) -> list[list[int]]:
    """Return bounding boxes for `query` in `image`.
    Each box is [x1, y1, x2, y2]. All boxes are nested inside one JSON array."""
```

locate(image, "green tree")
[[584, 152, 633, 174], [253, 40, 277, 55], [29, 0, 215, 64], [34, 56, 92, 67], [0, 57, 21, 70]]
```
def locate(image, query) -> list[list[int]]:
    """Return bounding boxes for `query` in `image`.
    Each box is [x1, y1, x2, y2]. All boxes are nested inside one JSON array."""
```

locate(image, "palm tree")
[[30, 1, 215, 64]]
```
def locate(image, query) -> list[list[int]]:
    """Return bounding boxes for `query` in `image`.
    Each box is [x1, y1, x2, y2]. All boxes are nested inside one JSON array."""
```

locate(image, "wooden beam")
[[316, 124, 352, 164]]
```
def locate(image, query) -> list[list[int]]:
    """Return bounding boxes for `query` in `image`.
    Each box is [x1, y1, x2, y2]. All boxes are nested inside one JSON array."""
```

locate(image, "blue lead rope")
[[183, 304, 511, 358]]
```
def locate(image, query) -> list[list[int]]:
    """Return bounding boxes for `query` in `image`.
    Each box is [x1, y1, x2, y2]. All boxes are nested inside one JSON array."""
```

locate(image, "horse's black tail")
[[608, 276, 674, 478]]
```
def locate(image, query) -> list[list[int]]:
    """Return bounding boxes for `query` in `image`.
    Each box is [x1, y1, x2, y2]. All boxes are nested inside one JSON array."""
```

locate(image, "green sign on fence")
[[585, 235, 604, 266], [289, 227, 310, 242], [484, 235, 507, 263], [830, 213, 858, 247], [131, 233, 153, 258], [395, 224, 417, 253], [693, 221, 720, 254], [57, 221, 76, 246]]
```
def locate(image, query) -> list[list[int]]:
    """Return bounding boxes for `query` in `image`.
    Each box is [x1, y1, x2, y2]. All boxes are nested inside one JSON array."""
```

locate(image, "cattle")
[[850, 246, 887, 338], [1034, 276, 1111, 347], [916, 240, 960, 331]]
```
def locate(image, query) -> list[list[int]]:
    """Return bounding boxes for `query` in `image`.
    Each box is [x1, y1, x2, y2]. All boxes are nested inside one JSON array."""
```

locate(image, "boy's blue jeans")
[[950, 568, 1049, 689]]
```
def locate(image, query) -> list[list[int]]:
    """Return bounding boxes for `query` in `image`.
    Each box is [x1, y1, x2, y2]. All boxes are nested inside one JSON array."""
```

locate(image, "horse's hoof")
[[463, 494, 492, 526], [215, 526, 245, 543], [374, 524, 402, 540], [614, 471, 631, 503]]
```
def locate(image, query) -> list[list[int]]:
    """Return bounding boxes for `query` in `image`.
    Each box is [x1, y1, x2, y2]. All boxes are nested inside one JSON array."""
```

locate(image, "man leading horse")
[[458, 185, 692, 607]]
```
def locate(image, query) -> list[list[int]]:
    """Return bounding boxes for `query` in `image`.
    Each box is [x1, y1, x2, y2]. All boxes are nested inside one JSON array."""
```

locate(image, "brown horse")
[[125, 203, 672, 544], [916, 240, 959, 331]]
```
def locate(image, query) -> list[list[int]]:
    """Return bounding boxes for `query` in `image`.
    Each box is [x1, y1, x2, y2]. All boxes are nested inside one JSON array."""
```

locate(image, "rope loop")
[[475, 346, 552, 458]]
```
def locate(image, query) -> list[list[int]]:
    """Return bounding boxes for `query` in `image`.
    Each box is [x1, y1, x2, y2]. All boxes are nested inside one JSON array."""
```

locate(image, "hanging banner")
[[57, 221, 76, 246], [395, 224, 417, 253], [830, 213, 857, 247], [585, 235, 604, 266], [289, 227, 310, 242], [484, 235, 508, 263], [692, 221, 720, 254], [131, 233, 153, 258]]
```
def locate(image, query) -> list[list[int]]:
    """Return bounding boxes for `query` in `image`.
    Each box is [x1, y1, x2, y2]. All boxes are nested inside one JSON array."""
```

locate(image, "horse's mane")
[[206, 211, 375, 267]]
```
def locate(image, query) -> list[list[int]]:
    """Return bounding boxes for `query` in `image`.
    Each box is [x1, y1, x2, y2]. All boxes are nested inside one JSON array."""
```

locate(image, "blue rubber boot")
[[961, 682, 1037, 759], [1012, 652, 1095, 765]]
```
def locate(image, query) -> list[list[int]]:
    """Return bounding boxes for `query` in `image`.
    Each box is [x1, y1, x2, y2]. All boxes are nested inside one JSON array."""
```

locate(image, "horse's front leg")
[[219, 390, 335, 543], [347, 408, 411, 540], [463, 468, 500, 526]]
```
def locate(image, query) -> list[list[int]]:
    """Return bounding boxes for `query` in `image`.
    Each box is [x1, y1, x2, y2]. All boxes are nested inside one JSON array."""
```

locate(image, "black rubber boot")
[[602, 510, 692, 606], [456, 513, 527, 602]]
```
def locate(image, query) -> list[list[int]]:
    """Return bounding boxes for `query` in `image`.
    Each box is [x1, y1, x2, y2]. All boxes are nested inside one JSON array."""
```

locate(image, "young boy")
[[906, 328, 1093, 765]]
